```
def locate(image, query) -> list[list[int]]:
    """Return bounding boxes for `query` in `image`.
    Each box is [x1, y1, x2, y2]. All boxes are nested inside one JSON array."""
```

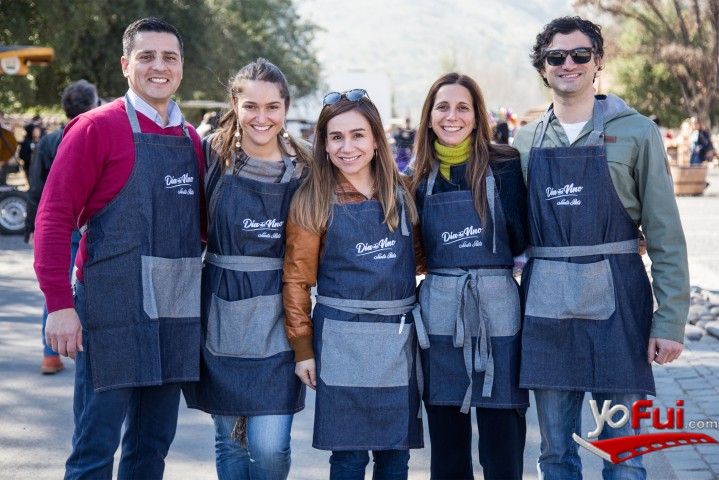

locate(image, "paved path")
[[0, 167, 718, 479]]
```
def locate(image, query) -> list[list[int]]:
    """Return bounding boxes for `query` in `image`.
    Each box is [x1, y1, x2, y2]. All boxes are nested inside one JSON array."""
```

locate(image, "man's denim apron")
[[80, 96, 202, 392], [312, 194, 424, 451], [418, 162, 528, 414], [183, 153, 305, 415], [519, 99, 655, 395]]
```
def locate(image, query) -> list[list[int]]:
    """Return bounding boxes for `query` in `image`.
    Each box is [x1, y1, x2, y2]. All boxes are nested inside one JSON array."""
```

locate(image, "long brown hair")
[[410, 72, 517, 225], [211, 58, 311, 168], [290, 95, 418, 235]]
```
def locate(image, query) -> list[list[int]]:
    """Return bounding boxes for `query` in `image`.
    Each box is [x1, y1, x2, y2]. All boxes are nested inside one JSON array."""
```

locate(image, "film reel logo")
[[574, 399, 718, 463]]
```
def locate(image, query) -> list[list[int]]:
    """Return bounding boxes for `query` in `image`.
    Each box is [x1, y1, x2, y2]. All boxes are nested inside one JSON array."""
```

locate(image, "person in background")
[[34, 17, 205, 478], [196, 111, 217, 138], [283, 89, 422, 479], [394, 117, 416, 172], [690, 117, 713, 165], [19, 114, 44, 179], [513, 16, 689, 479], [182, 58, 310, 480], [26, 79, 99, 374], [410, 73, 529, 480]]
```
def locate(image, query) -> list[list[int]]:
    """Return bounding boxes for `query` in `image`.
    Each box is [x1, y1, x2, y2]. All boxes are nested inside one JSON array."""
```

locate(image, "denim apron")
[[183, 153, 305, 415], [519, 100, 655, 394], [312, 193, 424, 451], [418, 162, 528, 413], [81, 96, 202, 392]]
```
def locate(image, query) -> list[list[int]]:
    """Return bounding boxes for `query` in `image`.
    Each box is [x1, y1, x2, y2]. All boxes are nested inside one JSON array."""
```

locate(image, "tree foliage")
[[0, 0, 320, 110], [576, 0, 719, 127]]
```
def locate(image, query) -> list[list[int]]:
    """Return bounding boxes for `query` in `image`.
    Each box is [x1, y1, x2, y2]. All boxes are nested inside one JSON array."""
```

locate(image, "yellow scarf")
[[434, 137, 471, 180]]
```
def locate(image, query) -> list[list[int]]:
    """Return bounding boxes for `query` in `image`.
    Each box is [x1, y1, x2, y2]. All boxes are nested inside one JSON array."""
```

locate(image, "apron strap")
[[426, 161, 440, 196], [527, 239, 639, 258], [486, 169, 496, 254], [279, 151, 296, 184], [532, 98, 606, 149], [315, 294, 416, 316], [432, 267, 512, 413], [396, 188, 410, 237], [204, 252, 283, 272]]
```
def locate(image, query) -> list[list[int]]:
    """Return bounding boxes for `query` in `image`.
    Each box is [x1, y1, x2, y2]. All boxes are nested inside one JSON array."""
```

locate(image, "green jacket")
[[513, 94, 689, 343]]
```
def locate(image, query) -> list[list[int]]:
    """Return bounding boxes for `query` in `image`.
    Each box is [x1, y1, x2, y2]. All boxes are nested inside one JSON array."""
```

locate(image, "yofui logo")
[[243, 218, 284, 239], [356, 237, 397, 259], [546, 183, 583, 206], [165, 173, 195, 195], [442, 226, 482, 245]]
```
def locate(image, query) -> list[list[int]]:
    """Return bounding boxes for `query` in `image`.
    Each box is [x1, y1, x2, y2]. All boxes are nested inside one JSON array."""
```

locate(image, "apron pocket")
[[141, 256, 201, 319], [525, 259, 616, 320], [206, 293, 291, 358], [419, 274, 460, 336], [320, 319, 413, 388], [478, 275, 521, 336]]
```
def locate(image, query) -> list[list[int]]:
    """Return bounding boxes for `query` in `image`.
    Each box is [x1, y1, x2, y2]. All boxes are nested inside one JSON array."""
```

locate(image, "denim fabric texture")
[[520, 99, 655, 395], [416, 165, 528, 410], [42, 228, 80, 356], [212, 414, 293, 480], [534, 389, 646, 480], [329, 450, 410, 480], [82, 97, 202, 391], [312, 199, 423, 451], [65, 282, 182, 480], [183, 160, 305, 416]]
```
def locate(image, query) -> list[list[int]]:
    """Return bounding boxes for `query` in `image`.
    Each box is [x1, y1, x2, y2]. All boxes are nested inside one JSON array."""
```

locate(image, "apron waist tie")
[[204, 252, 284, 272], [527, 239, 639, 258], [432, 268, 512, 413]]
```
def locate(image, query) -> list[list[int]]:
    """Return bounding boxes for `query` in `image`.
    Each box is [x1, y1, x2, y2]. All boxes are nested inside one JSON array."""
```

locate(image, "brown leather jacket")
[[283, 177, 424, 362]]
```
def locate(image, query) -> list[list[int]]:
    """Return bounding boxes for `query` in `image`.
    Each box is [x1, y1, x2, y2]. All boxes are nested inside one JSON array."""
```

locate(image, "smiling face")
[[430, 83, 476, 147], [234, 80, 286, 156], [121, 31, 183, 113], [326, 109, 377, 184], [541, 30, 602, 101]]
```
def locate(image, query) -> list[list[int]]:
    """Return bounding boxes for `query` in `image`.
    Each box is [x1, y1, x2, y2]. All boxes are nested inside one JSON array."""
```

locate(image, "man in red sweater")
[[34, 17, 204, 479]]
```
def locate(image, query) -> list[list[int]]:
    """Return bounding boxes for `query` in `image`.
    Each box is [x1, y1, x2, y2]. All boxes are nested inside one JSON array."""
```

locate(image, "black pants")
[[425, 404, 526, 480]]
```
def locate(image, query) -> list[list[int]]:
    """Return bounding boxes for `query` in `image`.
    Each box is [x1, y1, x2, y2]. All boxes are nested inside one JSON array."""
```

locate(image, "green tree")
[[576, 0, 719, 127], [0, 0, 319, 110]]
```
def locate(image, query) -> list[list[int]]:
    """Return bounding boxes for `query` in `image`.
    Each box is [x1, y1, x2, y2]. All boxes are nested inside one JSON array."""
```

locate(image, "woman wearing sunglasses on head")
[[409, 73, 530, 480], [182, 58, 311, 480], [283, 89, 423, 479]]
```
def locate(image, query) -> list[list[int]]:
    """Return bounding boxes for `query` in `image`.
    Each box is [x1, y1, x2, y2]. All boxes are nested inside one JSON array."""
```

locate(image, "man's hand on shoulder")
[[46, 308, 83, 359], [648, 337, 683, 365]]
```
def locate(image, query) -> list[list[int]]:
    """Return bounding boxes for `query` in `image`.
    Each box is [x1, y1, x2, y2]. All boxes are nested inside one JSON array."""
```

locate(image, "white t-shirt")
[[560, 121, 588, 144]]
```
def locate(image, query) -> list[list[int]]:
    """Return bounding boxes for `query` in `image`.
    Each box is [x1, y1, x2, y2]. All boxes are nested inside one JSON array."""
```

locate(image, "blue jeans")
[[534, 389, 647, 480], [213, 414, 293, 480], [329, 450, 410, 480], [65, 281, 181, 480], [42, 228, 80, 356]]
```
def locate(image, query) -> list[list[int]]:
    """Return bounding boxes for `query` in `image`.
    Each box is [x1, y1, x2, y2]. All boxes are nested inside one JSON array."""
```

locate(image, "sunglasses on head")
[[323, 89, 370, 106], [543, 47, 595, 67]]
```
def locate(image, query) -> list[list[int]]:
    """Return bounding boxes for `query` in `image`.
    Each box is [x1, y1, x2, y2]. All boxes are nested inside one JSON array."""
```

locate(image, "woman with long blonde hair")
[[283, 90, 422, 478]]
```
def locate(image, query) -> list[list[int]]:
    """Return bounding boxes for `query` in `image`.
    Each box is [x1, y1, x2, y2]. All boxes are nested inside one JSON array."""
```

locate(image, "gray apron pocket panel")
[[320, 319, 413, 388], [141, 256, 201, 319], [419, 274, 460, 336], [478, 275, 521, 337], [206, 293, 291, 358], [525, 259, 616, 320]]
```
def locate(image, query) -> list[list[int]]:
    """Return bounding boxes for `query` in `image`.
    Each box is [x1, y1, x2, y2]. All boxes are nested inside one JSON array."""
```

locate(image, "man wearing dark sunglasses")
[[513, 16, 689, 480]]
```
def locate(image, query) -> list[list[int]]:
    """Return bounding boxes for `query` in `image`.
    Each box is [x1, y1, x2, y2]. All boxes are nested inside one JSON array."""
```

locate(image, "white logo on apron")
[[441, 226, 483, 248], [545, 183, 583, 206], [356, 237, 397, 260], [165, 173, 195, 195], [242, 218, 284, 239]]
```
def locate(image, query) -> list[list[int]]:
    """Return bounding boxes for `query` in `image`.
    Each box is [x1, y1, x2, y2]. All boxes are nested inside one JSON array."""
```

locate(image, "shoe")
[[41, 355, 64, 374]]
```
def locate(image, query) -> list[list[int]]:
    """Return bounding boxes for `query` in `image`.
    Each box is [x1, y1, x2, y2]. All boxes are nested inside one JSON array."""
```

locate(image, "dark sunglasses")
[[323, 88, 369, 106], [543, 48, 595, 67]]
